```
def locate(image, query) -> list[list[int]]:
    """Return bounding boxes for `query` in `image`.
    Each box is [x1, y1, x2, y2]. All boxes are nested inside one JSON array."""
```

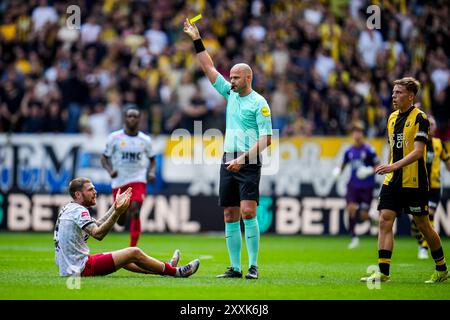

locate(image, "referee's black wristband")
[[193, 39, 205, 53]]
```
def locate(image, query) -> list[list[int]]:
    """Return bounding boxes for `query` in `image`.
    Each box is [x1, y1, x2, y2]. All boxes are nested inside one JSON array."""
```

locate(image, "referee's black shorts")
[[219, 153, 261, 207], [377, 184, 429, 216]]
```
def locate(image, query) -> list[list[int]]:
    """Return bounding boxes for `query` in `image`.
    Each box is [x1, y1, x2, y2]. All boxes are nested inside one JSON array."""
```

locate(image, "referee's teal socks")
[[244, 217, 259, 268], [225, 221, 242, 272]]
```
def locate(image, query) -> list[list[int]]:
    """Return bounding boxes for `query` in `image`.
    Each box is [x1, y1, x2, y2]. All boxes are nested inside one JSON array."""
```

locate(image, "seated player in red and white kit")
[[54, 177, 200, 277], [101, 106, 156, 246]]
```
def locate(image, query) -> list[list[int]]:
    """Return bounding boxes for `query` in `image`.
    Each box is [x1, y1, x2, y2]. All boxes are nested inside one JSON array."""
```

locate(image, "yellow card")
[[189, 14, 202, 24]]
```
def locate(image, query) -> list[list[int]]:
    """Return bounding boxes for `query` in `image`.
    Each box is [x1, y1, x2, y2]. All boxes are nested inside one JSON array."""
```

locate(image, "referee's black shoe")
[[216, 267, 242, 278], [245, 265, 258, 279]]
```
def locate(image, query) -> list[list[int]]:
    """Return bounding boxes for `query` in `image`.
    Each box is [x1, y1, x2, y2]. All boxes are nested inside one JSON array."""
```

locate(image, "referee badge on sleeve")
[[261, 107, 270, 117]]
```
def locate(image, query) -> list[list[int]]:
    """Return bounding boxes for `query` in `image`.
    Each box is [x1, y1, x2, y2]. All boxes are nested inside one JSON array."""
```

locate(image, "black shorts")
[[219, 153, 261, 207], [428, 188, 441, 210], [377, 185, 428, 216]]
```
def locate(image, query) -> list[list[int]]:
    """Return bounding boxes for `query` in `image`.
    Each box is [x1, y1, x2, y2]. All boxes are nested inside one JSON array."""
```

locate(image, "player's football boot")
[[425, 270, 448, 283], [245, 265, 258, 279], [169, 249, 180, 267], [360, 271, 390, 283], [216, 267, 242, 278], [178, 259, 200, 278]]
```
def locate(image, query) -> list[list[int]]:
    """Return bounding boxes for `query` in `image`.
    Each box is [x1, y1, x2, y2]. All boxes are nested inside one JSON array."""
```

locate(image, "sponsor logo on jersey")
[[121, 152, 142, 161], [394, 133, 403, 148], [81, 211, 90, 218], [261, 107, 270, 117]]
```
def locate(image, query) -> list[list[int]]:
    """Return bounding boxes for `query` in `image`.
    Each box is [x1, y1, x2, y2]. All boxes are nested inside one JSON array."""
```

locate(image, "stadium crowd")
[[0, 0, 449, 140]]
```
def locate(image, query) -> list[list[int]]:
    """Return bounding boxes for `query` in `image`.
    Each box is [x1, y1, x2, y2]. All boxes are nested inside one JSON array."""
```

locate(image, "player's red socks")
[[162, 262, 177, 276], [130, 217, 141, 247]]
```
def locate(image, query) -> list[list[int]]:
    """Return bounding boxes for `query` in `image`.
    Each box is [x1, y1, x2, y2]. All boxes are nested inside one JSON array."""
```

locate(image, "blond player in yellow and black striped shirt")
[[360, 77, 448, 284], [411, 114, 450, 259]]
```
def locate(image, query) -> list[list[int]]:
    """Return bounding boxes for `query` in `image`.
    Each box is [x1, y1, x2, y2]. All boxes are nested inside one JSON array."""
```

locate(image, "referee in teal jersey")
[[184, 19, 273, 279]]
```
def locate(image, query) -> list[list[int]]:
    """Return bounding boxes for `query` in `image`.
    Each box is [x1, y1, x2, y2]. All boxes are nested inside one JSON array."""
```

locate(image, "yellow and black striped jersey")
[[426, 137, 450, 189], [383, 106, 429, 190]]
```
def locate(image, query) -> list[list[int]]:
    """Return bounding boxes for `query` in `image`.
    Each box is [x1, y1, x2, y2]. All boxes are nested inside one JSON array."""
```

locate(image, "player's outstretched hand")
[[115, 187, 132, 214], [183, 18, 200, 40]]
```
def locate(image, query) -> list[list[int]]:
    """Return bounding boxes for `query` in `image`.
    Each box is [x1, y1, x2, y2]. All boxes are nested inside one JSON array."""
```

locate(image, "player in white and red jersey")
[[54, 177, 199, 278], [101, 106, 156, 246]]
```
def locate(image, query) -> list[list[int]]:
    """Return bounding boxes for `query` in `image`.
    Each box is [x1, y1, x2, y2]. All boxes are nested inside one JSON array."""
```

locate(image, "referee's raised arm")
[[183, 18, 218, 84]]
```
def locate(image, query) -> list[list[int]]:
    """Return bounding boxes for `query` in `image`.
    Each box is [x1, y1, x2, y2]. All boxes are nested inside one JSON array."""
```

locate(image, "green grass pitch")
[[0, 233, 449, 300]]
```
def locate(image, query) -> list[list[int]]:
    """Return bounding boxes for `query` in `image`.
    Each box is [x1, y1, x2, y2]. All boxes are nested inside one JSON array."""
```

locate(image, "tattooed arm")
[[83, 187, 132, 241], [95, 205, 116, 226], [84, 210, 120, 241]]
